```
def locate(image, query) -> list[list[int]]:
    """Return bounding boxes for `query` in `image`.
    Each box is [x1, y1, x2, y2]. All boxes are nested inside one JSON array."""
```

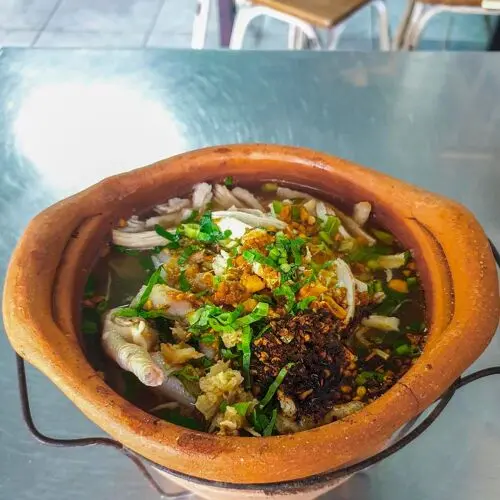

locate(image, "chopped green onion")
[[114, 307, 139, 317], [338, 239, 355, 252], [241, 326, 252, 389], [291, 205, 300, 221], [221, 348, 239, 359], [154, 224, 180, 249], [178, 245, 200, 265], [233, 401, 253, 417], [200, 334, 215, 343], [179, 270, 191, 292], [259, 363, 293, 408], [252, 294, 274, 304], [355, 371, 385, 385], [407, 276, 418, 288], [273, 285, 296, 312], [220, 400, 228, 412], [289, 238, 305, 265], [373, 348, 390, 360], [224, 176, 234, 187], [183, 209, 199, 223], [272, 200, 283, 214], [137, 266, 164, 309], [236, 302, 269, 327], [296, 296, 316, 311], [181, 224, 200, 240], [319, 231, 334, 245], [261, 182, 278, 192], [242, 249, 277, 268], [372, 229, 394, 245], [262, 408, 278, 436], [322, 215, 341, 236], [394, 344, 420, 357]]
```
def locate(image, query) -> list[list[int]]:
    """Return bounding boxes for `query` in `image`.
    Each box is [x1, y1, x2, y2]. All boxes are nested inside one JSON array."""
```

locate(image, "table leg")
[[218, 0, 236, 47]]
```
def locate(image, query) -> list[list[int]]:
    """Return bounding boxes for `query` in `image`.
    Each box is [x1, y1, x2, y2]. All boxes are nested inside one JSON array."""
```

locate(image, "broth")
[[81, 180, 427, 436]]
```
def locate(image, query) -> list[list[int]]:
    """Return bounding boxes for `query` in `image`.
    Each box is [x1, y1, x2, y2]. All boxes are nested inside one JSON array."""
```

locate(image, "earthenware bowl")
[[3, 144, 499, 499]]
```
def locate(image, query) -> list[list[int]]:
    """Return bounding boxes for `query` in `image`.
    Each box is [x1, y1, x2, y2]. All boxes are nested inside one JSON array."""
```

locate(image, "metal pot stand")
[[14, 240, 500, 499]]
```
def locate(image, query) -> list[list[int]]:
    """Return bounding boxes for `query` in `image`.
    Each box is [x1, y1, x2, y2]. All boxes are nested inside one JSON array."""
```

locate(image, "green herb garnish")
[[233, 401, 253, 417], [260, 363, 293, 408], [262, 408, 278, 436], [273, 284, 295, 312], [179, 270, 191, 292], [272, 200, 283, 214], [241, 326, 252, 388], [154, 224, 180, 249], [296, 296, 316, 311], [355, 371, 385, 385], [136, 266, 164, 309], [372, 229, 394, 245], [224, 176, 234, 187]]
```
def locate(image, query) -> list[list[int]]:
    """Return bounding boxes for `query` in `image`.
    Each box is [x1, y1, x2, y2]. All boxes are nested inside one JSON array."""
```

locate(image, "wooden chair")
[[228, 0, 391, 50], [394, 0, 500, 49]]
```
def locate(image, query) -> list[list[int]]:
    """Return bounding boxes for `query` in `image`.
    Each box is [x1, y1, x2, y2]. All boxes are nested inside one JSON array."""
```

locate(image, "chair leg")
[[288, 25, 308, 49], [371, 0, 391, 50], [406, 5, 444, 50], [230, 5, 321, 50], [401, 2, 425, 49], [393, 0, 416, 50], [326, 23, 347, 50], [191, 0, 211, 49], [229, 6, 262, 49]]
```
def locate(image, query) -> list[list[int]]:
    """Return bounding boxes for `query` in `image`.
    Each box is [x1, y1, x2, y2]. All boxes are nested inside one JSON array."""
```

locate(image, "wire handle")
[[15, 240, 500, 496], [16, 355, 192, 499]]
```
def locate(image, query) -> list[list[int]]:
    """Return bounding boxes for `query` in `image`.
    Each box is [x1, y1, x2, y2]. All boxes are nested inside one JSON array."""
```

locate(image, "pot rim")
[[3, 144, 499, 484]]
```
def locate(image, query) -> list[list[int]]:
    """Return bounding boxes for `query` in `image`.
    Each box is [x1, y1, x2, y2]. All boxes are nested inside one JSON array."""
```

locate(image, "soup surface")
[[82, 180, 427, 436]]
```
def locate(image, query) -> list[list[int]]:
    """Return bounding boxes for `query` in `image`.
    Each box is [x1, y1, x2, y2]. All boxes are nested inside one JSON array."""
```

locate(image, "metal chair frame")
[[191, 0, 390, 50], [394, 0, 500, 50]]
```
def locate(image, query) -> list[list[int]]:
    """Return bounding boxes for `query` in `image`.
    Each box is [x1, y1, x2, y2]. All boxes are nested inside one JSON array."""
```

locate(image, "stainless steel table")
[[1, 48, 499, 500]]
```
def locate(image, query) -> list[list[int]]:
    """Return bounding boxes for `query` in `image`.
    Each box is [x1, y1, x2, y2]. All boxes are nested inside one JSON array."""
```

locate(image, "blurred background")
[[0, 0, 497, 51]]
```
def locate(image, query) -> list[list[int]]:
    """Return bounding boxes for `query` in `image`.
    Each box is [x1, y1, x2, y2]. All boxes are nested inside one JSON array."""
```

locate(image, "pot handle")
[[16, 355, 192, 500]]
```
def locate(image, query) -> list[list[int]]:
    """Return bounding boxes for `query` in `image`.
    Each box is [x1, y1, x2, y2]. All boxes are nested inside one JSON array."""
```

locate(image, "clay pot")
[[3, 145, 499, 498]]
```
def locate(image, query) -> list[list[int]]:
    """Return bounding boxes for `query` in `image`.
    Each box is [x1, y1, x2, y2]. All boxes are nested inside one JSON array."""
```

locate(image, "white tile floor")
[[0, 0, 492, 49]]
